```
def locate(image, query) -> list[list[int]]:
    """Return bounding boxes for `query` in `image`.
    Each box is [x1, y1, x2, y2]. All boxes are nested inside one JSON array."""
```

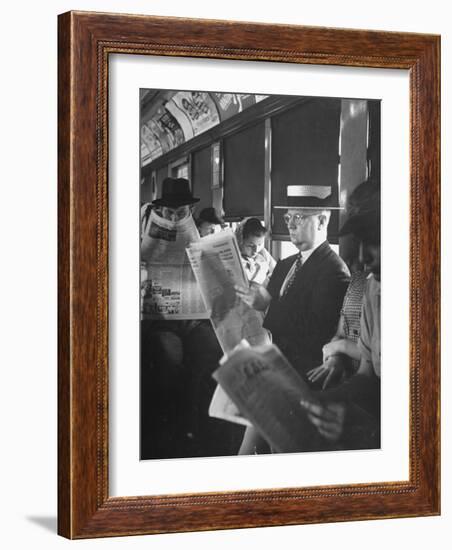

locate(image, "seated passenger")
[[235, 217, 276, 286], [236, 185, 350, 455], [301, 179, 381, 448], [141, 178, 240, 458], [306, 269, 368, 389], [196, 206, 224, 237], [235, 186, 350, 381]]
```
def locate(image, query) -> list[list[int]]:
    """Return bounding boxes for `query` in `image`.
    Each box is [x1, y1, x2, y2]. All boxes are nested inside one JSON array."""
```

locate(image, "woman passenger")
[[235, 218, 276, 286]]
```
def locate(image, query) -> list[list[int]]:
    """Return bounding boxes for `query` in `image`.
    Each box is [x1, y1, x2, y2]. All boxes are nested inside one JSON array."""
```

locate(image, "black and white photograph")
[[1, 0, 446, 546], [139, 89, 381, 460]]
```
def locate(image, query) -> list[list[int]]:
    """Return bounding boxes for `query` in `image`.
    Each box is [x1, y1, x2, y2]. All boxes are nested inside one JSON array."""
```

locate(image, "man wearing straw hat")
[[237, 184, 350, 382]]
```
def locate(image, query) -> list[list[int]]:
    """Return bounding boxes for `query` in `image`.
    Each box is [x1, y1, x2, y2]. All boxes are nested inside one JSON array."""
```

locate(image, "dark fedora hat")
[[338, 179, 380, 243], [198, 207, 224, 225], [338, 211, 380, 243], [285, 185, 343, 210], [152, 177, 200, 207]]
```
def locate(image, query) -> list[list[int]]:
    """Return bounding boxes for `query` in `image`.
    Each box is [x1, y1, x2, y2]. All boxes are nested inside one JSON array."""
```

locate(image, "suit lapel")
[[290, 241, 331, 294]]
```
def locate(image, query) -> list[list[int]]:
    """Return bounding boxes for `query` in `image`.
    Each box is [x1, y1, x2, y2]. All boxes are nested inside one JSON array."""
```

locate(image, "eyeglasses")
[[283, 213, 315, 226], [158, 206, 191, 221]]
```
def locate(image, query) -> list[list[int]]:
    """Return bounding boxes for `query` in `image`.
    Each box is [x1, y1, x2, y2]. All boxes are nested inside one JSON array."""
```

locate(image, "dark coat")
[[264, 241, 350, 380]]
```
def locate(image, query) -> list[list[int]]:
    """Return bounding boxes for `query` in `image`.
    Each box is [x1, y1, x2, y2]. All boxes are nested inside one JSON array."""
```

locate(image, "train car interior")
[[140, 89, 381, 459]]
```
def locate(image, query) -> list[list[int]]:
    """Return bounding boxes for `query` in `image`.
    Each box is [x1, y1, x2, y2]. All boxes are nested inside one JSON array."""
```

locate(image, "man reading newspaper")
[[220, 180, 380, 453], [235, 184, 350, 453], [141, 178, 240, 458], [186, 229, 272, 430]]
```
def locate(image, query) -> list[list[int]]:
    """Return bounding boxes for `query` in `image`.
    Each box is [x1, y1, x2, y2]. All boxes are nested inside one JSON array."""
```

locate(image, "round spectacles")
[[283, 213, 315, 226], [158, 206, 191, 221]]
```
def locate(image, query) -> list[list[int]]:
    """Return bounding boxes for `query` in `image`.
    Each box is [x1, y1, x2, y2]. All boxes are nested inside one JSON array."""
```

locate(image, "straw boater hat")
[[152, 177, 200, 207], [275, 185, 343, 210]]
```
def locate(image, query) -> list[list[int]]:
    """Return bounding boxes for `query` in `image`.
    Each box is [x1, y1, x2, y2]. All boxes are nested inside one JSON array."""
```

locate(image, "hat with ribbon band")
[[275, 185, 343, 210]]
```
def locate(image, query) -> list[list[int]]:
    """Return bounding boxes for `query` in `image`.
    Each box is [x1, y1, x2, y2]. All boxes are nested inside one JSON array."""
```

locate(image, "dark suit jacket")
[[264, 241, 350, 380]]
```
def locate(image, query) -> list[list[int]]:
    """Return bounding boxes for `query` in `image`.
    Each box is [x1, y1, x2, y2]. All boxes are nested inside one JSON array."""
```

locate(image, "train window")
[[139, 87, 381, 462], [223, 122, 265, 218], [272, 240, 299, 260], [192, 147, 213, 212], [169, 157, 189, 179], [271, 99, 341, 242], [211, 142, 221, 189], [272, 240, 339, 261], [176, 164, 189, 179]]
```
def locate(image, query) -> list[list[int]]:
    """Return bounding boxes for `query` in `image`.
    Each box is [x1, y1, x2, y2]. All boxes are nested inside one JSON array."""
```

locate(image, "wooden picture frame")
[[58, 10, 440, 539]]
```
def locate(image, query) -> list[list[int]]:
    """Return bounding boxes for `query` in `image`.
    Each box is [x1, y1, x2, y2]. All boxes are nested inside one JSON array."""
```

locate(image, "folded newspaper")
[[141, 210, 208, 320], [212, 343, 335, 453]]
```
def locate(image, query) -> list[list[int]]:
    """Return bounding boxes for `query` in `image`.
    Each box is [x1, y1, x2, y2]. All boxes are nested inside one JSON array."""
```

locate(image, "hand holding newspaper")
[[208, 340, 253, 427], [186, 230, 271, 427], [212, 343, 335, 453], [141, 209, 199, 265], [186, 229, 270, 353]]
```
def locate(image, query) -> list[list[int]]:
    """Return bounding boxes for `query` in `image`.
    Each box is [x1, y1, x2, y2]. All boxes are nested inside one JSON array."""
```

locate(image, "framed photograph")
[[58, 11, 440, 538]]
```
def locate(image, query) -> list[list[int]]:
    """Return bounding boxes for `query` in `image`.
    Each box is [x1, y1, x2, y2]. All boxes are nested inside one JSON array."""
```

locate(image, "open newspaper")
[[186, 229, 270, 352], [212, 343, 335, 453], [141, 210, 208, 320], [186, 230, 271, 426]]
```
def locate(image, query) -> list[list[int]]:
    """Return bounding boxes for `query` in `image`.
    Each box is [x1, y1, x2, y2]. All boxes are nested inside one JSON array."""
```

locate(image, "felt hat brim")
[[152, 197, 200, 207]]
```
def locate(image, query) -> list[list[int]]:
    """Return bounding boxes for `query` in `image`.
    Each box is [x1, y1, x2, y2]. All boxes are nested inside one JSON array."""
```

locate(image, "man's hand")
[[306, 355, 346, 389], [300, 399, 346, 442], [322, 338, 361, 363], [234, 282, 271, 311], [322, 339, 345, 361]]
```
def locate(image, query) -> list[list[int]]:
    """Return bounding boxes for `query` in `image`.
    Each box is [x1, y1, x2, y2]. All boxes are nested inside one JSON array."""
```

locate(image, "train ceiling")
[[140, 89, 268, 166]]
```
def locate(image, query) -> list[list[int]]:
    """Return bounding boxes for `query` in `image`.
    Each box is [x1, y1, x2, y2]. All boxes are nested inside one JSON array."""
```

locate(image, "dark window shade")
[[271, 98, 341, 242], [155, 167, 168, 201], [271, 99, 341, 209], [327, 210, 340, 244], [367, 100, 381, 183], [140, 173, 153, 204], [192, 146, 213, 214], [223, 122, 265, 219]]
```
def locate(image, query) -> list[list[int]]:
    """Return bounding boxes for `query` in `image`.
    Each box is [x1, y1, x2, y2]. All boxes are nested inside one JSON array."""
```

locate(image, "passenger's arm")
[[318, 353, 380, 417], [302, 355, 377, 441], [235, 282, 272, 311], [307, 270, 350, 358], [322, 338, 361, 362]]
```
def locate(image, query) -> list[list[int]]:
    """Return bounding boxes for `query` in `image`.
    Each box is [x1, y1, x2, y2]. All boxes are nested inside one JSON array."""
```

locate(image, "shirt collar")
[[299, 239, 325, 263]]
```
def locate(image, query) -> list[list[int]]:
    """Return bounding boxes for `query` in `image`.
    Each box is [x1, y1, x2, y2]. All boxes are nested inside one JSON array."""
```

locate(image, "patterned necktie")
[[281, 254, 303, 297]]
